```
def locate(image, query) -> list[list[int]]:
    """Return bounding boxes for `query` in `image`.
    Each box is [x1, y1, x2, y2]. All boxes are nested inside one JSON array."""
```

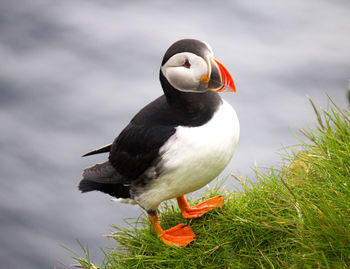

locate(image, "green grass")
[[71, 98, 350, 268]]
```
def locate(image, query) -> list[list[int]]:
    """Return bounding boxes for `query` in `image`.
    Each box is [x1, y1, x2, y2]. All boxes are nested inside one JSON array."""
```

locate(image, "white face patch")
[[161, 52, 209, 92]]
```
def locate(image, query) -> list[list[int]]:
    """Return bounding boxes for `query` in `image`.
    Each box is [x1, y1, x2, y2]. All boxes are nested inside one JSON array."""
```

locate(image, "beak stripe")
[[213, 58, 236, 93]]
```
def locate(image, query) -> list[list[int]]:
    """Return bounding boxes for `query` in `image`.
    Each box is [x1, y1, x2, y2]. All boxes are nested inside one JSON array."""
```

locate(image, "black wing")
[[108, 96, 179, 182]]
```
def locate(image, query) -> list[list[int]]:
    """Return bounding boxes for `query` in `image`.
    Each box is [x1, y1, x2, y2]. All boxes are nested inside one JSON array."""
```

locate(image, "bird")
[[79, 39, 240, 247]]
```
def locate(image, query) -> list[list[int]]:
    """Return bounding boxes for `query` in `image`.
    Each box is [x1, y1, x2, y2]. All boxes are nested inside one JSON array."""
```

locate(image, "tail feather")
[[82, 144, 112, 157], [82, 161, 117, 183], [79, 161, 131, 199], [78, 179, 131, 198]]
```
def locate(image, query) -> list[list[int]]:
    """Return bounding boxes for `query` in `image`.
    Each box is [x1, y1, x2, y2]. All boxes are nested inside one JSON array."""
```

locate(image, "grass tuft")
[[71, 98, 350, 268]]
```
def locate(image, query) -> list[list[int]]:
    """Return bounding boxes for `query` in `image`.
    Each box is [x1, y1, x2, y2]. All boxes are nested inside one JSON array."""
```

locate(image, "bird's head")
[[160, 39, 235, 94]]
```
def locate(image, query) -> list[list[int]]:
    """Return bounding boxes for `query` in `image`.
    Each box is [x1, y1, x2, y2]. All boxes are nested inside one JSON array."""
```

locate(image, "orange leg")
[[177, 195, 223, 219], [148, 212, 195, 247]]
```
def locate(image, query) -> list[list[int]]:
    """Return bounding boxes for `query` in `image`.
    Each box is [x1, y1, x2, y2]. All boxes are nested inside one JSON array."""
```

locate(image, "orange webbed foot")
[[177, 195, 223, 219], [149, 214, 196, 247], [160, 223, 196, 247]]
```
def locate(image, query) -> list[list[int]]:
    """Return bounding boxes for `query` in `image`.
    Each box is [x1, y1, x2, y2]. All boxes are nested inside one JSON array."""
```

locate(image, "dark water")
[[0, 0, 349, 268]]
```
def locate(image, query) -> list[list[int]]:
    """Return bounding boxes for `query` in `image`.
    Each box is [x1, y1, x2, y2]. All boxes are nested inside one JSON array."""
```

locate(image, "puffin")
[[79, 39, 240, 247]]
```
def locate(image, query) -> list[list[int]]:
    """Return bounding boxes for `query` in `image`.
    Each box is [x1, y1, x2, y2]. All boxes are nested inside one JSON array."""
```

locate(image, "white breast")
[[135, 100, 240, 211]]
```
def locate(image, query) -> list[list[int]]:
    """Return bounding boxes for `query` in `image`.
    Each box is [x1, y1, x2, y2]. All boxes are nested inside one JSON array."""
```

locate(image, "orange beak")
[[213, 58, 236, 92], [206, 57, 236, 93]]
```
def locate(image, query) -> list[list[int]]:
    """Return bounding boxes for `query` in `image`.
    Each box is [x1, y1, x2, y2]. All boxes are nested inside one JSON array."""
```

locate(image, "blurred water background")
[[0, 0, 349, 268]]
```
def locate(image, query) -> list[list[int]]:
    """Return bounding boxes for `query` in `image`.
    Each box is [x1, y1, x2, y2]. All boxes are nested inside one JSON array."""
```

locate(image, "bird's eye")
[[183, 59, 191, 68]]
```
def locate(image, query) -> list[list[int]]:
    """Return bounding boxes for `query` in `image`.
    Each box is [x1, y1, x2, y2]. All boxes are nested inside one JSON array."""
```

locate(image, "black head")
[[161, 39, 212, 66]]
